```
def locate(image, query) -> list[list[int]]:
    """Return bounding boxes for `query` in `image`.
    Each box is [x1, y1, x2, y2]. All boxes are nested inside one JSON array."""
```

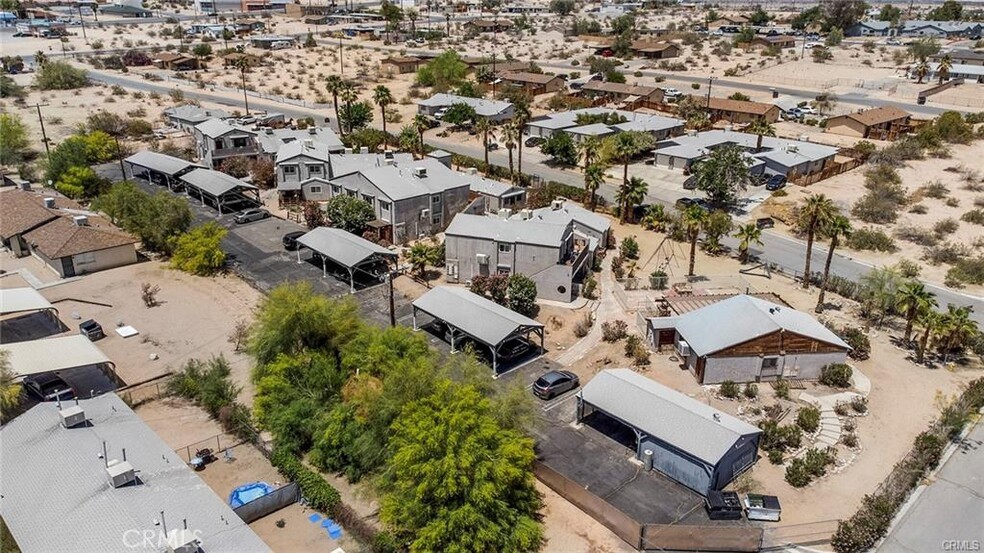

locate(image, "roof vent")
[[712, 413, 721, 422], [308, 127, 317, 135], [43, 197, 55, 208], [344, 147, 353, 154], [73, 215, 89, 227], [303, 138, 314, 150], [385, 159, 395, 166], [412, 167, 427, 178], [167, 529, 202, 553], [106, 459, 136, 488], [360, 146, 369, 154], [265, 128, 274, 135], [384, 150, 394, 160], [19, 181, 31, 191], [59, 405, 86, 428], [551, 198, 565, 211]]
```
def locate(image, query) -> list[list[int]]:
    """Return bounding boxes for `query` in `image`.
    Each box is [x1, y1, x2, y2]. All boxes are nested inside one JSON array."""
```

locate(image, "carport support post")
[[348, 268, 355, 293], [490, 344, 498, 375], [322, 257, 328, 278], [296, 249, 302, 264]]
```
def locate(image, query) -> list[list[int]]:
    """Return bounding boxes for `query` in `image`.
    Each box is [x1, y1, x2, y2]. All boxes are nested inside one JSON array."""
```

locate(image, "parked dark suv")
[[23, 373, 76, 402], [282, 231, 306, 251]]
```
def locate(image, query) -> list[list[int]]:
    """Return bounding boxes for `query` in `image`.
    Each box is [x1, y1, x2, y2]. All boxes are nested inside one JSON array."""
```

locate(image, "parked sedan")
[[525, 136, 545, 148], [23, 373, 76, 402], [756, 217, 775, 229], [765, 175, 787, 191], [282, 231, 306, 251], [532, 370, 580, 400], [234, 208, 270, 224]]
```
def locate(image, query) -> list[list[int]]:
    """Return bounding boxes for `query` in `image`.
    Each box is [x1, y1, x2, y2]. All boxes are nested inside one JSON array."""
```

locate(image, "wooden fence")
[[791, 156, 864, 187], [642, 524, 763, 552]]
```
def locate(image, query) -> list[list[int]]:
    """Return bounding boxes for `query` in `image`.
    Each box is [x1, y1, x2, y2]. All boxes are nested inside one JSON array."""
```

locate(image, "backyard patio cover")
[[3, 335, 112, 378], [412, 286, 544, 373], [0, 288, 56, 317], [296, 227, 397, 292]]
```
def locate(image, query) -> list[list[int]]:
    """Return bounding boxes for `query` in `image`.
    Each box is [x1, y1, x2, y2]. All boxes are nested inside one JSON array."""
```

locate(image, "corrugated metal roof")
[[124, 151, 201, 177], [194, 118, 238, 138], [674, 294, 850, 356], [0, 287, 54, 316], [0, 394, 272, 553], [445, 213, 570, 247], [297, 227, 396, 268], [179, 169, 258, 197], [413, 286, 543, 346], [580, 369, 761, 464], [417, 93, 513, 118], [2, 335, 111, 377], [514, 200, 611, 235]]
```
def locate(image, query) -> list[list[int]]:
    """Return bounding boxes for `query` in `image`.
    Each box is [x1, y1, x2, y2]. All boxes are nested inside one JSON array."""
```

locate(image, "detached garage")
[[578, 369, 761, 496]]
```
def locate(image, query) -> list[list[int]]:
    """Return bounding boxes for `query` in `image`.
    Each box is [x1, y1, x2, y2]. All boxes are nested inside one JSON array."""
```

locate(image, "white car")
[[270, 41, 292, 50], [799, 106, 818, 115], [434, 108, 448, 120], [662, 87, 681, 97], [805, 41, 825, 49]]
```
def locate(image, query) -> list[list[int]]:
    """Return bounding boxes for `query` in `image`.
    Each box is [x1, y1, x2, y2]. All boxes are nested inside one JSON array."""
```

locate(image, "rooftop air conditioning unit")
[[308, 127, 317, 135], [497, 208, 512, 219], [384, 150, 394, 160], [787, 145, 799, 153], [60, 405, 86, 428], [677, 340, 691, 357], [359, 146, 369, 154], [466, 167, 478, 175], [420, 208, 430, 219], [476, 253, 489, 264], [106, 459, 136, 488], [550, 199, 565, 211], [73, 215, 89, 227], [303, 139, 314, 150], [343, 147, 353, 154], [167, 530, 202, 553], [264, 128, 274, 135], [43, 197, 55, 208], [412, 167, 427, 178], [519, 209, 533, 220]]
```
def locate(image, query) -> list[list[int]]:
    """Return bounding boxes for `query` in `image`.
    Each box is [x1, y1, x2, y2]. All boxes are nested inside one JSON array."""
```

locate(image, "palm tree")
[[815, 215, 852, 313], [326, 75, 346, 135], [937, 53, 953, 84], [798, 193, 837, 290], [406, 8, 419, 34], [578, 136, 601, 173], [234, 56, 251, 116], [474, 118, 496, 175], [745, 118, 775, 153], [641, 204, 667, 232], [500, 121, 519, 179], [913, 58, 930, 84], [611, 132, 651, 222], [682, 204, 707, 277], [915, 309, 940, 363], [372, 85, 394, 137], [815, 93, 836, 117], [411, 114, 429, 157], [895, 281, 937, 343], [339, 82, 358, 134], [584, 163, 604, 212], [615, 176, 647, 224], [513, 103, 531, 178], [734, 223, 763, 264], [0, 350, 22, 420], [406, 242, 439, 287], [938, 304, 976, 362]]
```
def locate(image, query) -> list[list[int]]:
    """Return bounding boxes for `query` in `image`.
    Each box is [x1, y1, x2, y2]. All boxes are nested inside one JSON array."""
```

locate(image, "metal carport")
[[178, 168, 261, 214], [295, 227, 398, 293], [412, 286, 544, 375], [2, 334, 119, 383], [0, 288, 58, 317], [123, 151, 203, 191]]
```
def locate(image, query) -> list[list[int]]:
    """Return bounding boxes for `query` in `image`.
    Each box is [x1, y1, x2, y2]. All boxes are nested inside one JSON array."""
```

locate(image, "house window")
[[431, 194, 442, 205], [308, 165, 322, 175], [283, 165, 298, 175], [379, 200, 391, 211], [331, 185, 342, 195], [309, 185, 322, 194], [232, 137, 248, 148], [362, 194, 374, 204], [75, 252, 96, 265], [432, 214, 441, 225], [498, 243, 512, 253], [496, 265, 511, 275], [762, 358, 779, 369]]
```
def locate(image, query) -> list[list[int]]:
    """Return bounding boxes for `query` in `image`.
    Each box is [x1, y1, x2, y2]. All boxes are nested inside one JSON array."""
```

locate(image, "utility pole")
[[114, 135, 126, 178], [388, 269, 396, 327], [706, 76, 715, 108], [25, 103, 51, 161], [240, 65, 250, 115], [77, 4, 88, 44], [338, 35, 343, 77]]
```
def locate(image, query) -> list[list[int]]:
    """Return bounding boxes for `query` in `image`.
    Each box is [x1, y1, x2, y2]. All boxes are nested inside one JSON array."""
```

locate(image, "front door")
[[760, 357, 780, 380]]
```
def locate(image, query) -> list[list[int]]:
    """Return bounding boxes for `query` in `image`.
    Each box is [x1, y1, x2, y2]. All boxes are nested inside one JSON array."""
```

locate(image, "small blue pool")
[[229, 482, 273, 508]]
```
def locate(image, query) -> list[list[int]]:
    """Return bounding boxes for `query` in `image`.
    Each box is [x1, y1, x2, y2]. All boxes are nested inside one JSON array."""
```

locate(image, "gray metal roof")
[[353, 158, 471, 200], [329, 152, 415, 179], [674, 294, 850, 357], [515, 200, 611, 235], [417, 93, 513, 118], [0, 393, 272, 553], [413, 286, 543, 347], [179, 168, 258, 197], [566, 123, 617, 137], [194, 118, 241, 138], [2, 335, 111, 377], [256, 126, 344, 156], [163, 104, 231, 124], [654, 130, 839, 168], [124, 151, 201, 176], [468, 176, 519, 198], [296, 227, 397, 268], [0, 287, 54, 316], [275, 140, 333, 164], [445, 213, 570, 247], [580, 369, 761, 465]]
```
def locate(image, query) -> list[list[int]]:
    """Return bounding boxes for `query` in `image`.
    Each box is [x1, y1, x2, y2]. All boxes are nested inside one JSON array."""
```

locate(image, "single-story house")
[[163, 104, 231, 130], [653, 129, 838, 177], [708, 15, 749, 28], [697, 96, 782, 124], [99, 3, 153, 17], [931, 49, 984, 67], [580, 81, 665, 106], [0, 189, 59, 257], [899, 20, 982, 38], [417, 93, 515, 122], [629, 40, 681, 59], [526, 107, 683, 141], [649, 294, 850, 384], [750, 35, 796, 49], [825, 106, 912, 140], [499, 72, 566, 95], [464, 18, 514, 33], [578, 369, 761, 495], [153, 52, 200, 71], [380, 56, 423, 74], [926, 62, 984, 83], [845, 20, 893, 37], [249, 35, 296, 48], [23, 214, 139, 278]]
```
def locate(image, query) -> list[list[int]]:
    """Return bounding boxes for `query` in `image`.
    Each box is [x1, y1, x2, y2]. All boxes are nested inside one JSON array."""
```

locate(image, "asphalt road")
[[878, 419, 984, 553]]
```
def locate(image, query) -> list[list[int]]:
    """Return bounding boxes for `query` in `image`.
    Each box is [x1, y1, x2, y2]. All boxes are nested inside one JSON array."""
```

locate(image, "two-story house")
[[276, 148, 417, 206], [444, 212, 594, 303], [194, 118, 344, 169]]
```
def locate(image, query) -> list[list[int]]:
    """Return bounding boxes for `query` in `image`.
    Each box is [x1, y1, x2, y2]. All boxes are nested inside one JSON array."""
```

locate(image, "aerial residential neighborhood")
[[1, 0, 984, 552]]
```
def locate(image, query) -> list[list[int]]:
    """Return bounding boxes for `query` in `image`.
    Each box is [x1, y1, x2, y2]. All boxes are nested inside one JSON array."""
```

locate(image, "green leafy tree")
[[822, 0, 867, 31], [373, 85, 394, 136], [0, 350, 22, 421], [192, 43, 213, 64], [512, 100, 532, 177], [681, 204, 707, 276], [878, 4, 902, 23], [734, 223, 763, 263], [908, 38, 940, 62], [791, 6, 822, 30], [615, 176, 648, 224], [750, 5, 771, 25], [324, 195, 375, 234], [416, 50, 468, 92], [455, 80, 482, 98], [825, 27, 844, 47], [507, 274, 538, 317], [913, 58, 930, 84], [859, 265, 904, 326], [34, 60, 88, 90], [343, 128, 390, 153], [799, 194, 838, 290], [44, 131, 117, 184], [0, 74, 25, 99], [55, 166, 110, 199], [937, 304, 976, 361], [0, 112, 30, 165], [406, 242, 441, 285], [170, 222, 227, 276], [895, 281, 937, 343], [339, 101, 374, 133], [694, 145, 751, 208], [701, 210, 733, 254], [927, 0, 962, 21], [442, 102, 477, 127], [379, 381, 543, 553], [815, 215, 852, 313], [94, 183, 193, 254], [541, 132, 578, 166], [733, 26, 756, 47], [550, 0, 575, 16]]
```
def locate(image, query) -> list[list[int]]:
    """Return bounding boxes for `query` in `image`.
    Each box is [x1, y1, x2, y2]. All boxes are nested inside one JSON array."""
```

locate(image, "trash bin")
[[770, 88, 778, 99], [917, 96, 927, 105], [642, 449, 654, 471]]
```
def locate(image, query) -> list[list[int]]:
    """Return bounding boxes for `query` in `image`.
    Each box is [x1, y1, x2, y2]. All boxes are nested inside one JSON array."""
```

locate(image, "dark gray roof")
[[179, 168, 258, 197], [125, 151, 202, 176], [674, 294, 850, 356], [581, 369, 761, 465], [296, 227, 396, 267], [413, 286, 543, 346], [0, 394, 272, 553]]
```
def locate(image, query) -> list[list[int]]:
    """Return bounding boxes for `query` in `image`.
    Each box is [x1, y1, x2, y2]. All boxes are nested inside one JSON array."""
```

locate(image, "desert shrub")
[[946, 257, 984, 285], [835, 401, 850, 416], [720, 380, 740, 399], [620, 236, 640, 259], [785, 447, 836, 487], [601, 320, 628, 342], [841, 432, 859, 448], [925, 242, 971, 265], [923, 181, 949, 199], [573, 313, 592, 338], [774, 378, 790, 400], [759, 420, 802, 453], [625, 335, 650, 366], [933, 218, 959, 238], [796, 405, 821, 433], [846, 228, 896, 252], [896, 259, 922, 278], [908, 203, 928, 214], [894, 225, 938, 247], [743, 383, 758, 399], [843, 418, 857, 433], [961, 209, 984, 226], [785, 459, 811, 487], [852, 165, 907, 223], [768, 448, 784, 464], [166, 356, 239, 417], [851, 395, 868, 414], [945, 197, 960, 208], [581, 275, 597, 299], [820, 363, 853, 388]]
